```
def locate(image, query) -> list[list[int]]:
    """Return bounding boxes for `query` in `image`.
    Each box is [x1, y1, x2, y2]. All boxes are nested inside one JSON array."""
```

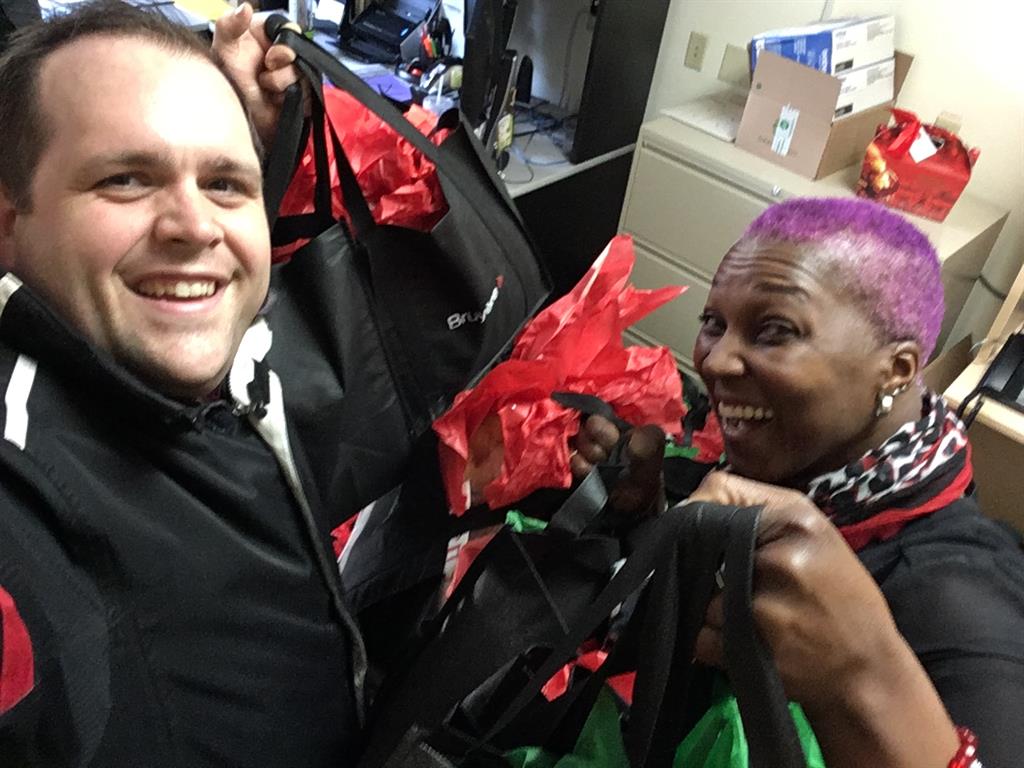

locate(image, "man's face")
[[0, 36, 270, 400]]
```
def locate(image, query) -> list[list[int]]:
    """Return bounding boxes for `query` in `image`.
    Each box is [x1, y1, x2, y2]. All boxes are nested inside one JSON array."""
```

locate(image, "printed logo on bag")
[[447, 276, 504, 331]]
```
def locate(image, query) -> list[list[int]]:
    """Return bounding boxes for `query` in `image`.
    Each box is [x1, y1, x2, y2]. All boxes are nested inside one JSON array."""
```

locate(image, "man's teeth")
[[717, 403, 774, 421], [137, 280, 216, 299]]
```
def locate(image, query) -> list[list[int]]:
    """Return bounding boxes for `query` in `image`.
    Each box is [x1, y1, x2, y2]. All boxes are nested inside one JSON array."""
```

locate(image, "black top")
[[0, 278, 361, 766], [859, 497, 1024, 768]]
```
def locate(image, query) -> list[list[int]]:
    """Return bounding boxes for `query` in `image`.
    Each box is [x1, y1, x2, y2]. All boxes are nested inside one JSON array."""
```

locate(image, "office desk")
[[506, 141, 636, 297], [944, 263, 1024, 530]]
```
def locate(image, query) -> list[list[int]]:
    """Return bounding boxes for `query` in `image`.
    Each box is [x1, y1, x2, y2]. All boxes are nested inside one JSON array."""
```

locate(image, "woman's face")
[[693, 239, 899, 487]]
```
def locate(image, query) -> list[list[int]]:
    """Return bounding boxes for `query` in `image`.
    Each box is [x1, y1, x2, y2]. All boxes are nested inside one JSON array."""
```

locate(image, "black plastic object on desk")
[[340, 0, 436, 63]]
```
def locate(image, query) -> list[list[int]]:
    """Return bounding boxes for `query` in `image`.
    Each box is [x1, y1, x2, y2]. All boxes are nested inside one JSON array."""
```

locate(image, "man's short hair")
[[0, 0, 260, 211], [740, 197, 944, 361]]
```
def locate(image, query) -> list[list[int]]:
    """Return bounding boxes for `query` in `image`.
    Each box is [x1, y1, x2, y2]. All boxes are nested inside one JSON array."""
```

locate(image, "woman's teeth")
[[717, 403, 774, 422]]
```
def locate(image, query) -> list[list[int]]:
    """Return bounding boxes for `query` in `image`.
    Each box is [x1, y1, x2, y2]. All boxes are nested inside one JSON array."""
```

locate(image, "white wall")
[[508, 0, 594, 111], [645, 0, 1024, 348]]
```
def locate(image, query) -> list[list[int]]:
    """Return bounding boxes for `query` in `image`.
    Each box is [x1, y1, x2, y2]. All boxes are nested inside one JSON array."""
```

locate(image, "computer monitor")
[[459, 0, 514, 128]]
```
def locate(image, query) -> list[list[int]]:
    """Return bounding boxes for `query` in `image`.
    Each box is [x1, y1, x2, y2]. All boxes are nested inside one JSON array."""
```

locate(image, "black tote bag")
[[356, 498, 807, 768], [261, 18, 551, 519]]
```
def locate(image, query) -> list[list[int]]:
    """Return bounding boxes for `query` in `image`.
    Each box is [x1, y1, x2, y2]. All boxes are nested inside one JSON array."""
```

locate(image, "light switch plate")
[[685, 31, 708, 72], [718, 44, 751, 88]]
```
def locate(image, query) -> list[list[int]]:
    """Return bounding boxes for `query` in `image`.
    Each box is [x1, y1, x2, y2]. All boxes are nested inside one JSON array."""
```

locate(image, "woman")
[[686, 198, 1024, 767]]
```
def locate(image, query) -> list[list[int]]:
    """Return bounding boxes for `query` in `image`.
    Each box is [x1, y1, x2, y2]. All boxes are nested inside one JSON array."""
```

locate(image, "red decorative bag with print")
[[857, 108, 979, 222]]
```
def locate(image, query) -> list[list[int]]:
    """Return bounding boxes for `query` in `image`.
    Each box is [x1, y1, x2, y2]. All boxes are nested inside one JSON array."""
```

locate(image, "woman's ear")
[[883, 340, 921, 392]]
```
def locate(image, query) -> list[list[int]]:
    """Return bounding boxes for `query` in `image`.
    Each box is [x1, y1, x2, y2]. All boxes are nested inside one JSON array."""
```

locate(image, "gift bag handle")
[[721, 506, 806, 767], [629, 504, 804, 768], [468, 503, 806, 768]]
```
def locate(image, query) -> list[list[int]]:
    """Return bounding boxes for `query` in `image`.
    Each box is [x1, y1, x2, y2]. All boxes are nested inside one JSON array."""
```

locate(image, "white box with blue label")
[[750, 16, 895, 75]]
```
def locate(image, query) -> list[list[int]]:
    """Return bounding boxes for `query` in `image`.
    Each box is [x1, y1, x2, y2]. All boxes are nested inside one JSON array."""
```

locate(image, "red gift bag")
[[857, 108, 980, 222]]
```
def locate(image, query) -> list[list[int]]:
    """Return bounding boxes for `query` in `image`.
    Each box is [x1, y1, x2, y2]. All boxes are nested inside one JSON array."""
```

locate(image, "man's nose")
[[153, 183, 223, 249]]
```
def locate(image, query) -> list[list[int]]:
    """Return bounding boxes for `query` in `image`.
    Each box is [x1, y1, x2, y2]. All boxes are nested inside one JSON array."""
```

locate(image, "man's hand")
[[687, 471, 958, 767], [572, 416, 665, 517], [213, 3, 300, 147]]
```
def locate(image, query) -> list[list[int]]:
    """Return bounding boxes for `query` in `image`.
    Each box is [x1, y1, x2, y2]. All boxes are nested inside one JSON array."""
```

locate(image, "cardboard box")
[[835, 58, 894, 119], [735, 50, 912, 180], [750, 16, 895, 75]]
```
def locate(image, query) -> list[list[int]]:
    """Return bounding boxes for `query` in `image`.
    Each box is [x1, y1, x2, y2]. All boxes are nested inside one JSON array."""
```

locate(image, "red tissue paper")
[[434, 235, 687, 516], [273, 86, 451, 261]]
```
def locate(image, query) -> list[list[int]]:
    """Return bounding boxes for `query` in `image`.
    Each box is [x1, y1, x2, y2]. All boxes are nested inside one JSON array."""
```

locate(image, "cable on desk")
[[978, 274, 1009, 302], [510, 145, 569, 167], [500, 162, 535, 185], [513, 101, 567, 136]]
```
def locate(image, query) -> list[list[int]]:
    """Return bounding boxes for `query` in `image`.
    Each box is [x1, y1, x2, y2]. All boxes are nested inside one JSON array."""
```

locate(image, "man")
[[0, 2, 366, 763], [0, 2, 656, 763]]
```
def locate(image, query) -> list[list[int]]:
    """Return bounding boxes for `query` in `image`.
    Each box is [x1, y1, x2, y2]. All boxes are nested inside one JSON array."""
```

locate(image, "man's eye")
[[206, 178, 239, 193], [205, 177, 256, 197], [97, 173, 144, 189]]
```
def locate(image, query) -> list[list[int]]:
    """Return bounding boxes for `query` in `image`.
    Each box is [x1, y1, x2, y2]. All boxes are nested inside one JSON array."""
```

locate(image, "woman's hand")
[[688, 471, 958, 768], [572, 416, 665, 517], [213, 3, 300, 147]]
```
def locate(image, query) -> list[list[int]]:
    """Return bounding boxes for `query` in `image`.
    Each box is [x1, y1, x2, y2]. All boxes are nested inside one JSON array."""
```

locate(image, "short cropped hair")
[[0, 0, 259, 211], [740, 197, 944, 360]]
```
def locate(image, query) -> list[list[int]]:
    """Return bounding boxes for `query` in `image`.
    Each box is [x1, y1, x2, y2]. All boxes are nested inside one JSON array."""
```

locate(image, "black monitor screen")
[[459, 0, 508, 127]]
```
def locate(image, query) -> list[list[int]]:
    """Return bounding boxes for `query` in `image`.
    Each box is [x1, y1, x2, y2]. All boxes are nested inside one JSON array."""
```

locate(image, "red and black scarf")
[[805, 391, 973, 552]]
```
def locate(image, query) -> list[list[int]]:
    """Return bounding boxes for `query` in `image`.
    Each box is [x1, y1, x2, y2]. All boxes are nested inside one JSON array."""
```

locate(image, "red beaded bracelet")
[[949, 726, 982, 768]]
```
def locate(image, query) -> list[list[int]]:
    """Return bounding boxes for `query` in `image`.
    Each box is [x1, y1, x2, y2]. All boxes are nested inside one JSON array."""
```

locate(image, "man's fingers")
[[258, 66, 301, 97], [214, 2, 252, 44], [249, 9, 276, 48], [265, 43, 298, 71]]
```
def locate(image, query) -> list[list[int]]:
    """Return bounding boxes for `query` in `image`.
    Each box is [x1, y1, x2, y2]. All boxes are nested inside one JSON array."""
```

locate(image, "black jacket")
[[0, 274, 366, 766], [860, 496, 1024, 768], [0, 0, 39, 46]]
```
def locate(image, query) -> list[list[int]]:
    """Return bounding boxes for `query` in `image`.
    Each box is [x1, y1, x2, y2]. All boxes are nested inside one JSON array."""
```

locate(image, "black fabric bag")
[[356, 495, 807, 768], [261, 18, 550, 521]]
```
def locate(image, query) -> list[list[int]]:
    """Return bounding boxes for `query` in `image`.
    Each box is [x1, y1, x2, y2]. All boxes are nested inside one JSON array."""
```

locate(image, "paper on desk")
[[663, 91, 746, 143]]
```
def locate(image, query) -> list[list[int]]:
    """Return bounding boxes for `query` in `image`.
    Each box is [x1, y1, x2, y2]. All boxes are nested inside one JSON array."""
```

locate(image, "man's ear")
[[0, 184, 20, 272], [882, 340, 921, 392]]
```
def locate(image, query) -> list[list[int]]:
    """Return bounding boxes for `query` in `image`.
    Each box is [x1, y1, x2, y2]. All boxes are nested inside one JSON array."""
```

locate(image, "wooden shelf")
[[946, 354, 1024, 443]]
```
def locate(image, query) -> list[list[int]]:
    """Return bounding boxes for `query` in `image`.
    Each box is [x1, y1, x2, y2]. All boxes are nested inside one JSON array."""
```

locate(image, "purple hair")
[[741, 197, 944, 360]]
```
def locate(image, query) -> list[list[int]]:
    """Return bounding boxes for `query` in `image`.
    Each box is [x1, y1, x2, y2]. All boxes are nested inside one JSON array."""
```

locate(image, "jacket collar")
[[0, 272, 272, 430]]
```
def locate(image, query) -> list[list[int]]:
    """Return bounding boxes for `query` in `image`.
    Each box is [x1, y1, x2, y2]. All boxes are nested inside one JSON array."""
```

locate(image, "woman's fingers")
[[694, 625, 725, 669], [574, 415, 619, 466]]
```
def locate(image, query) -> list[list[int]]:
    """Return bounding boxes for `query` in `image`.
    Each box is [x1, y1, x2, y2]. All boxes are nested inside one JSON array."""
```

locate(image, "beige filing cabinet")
[[945, 264, 1024, 531], [618, 117, 1009, 381]]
